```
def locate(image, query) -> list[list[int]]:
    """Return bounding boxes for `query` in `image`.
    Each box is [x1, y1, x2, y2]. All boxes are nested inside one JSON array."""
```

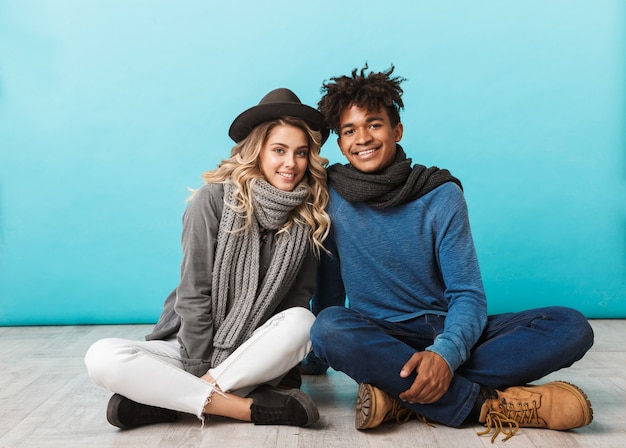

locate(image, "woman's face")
[[258, 124, 309, 191]]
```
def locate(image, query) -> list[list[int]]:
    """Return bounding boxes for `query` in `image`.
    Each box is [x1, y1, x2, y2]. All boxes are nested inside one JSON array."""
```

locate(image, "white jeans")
[[84, 307, 314, 418]]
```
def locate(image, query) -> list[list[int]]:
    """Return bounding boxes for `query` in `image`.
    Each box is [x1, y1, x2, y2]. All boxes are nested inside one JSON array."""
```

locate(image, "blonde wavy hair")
[[201, 116, 331, 257]]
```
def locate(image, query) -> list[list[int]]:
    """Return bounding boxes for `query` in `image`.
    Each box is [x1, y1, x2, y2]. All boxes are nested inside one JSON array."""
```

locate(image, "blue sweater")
[[312, 182, 487, 372]]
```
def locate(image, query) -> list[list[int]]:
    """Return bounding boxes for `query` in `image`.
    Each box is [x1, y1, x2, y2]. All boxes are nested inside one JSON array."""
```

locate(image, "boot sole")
[[355, 383, 375, 430], [106, 394, 129, 429], [552, 381, 594, 427]]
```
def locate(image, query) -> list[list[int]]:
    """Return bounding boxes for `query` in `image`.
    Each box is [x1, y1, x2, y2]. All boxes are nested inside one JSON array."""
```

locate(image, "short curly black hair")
[[318, 64, 406, 135]]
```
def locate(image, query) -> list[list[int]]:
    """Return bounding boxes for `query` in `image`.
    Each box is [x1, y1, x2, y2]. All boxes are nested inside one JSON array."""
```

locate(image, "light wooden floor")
[[1, 319, 625, 448]]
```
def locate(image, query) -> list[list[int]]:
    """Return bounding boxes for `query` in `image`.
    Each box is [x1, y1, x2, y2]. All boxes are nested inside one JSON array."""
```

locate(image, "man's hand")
[[398, 351, 453, 405]]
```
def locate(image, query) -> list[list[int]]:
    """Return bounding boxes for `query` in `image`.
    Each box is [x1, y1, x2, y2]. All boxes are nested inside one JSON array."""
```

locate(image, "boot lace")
[[391, 401, 414, 424], [390, 401, 434, 427], [501, 399, 542, 425], [477, 409, 519, 443], [477, 397, 542, 443]]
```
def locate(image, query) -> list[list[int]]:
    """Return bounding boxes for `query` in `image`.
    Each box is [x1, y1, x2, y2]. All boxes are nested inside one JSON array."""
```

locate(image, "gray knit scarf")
[[210, 179, 310, 367], [328, 145, 462, 209]]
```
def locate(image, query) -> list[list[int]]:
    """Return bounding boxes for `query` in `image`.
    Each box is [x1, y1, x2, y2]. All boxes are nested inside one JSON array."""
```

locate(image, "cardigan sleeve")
[[174, 184, 224, 377], [274, 251, 318, 312], [310, 228, 346, 315]]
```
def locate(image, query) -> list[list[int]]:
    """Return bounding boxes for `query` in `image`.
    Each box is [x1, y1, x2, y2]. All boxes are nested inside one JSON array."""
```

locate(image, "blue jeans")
[[309, 306, 594, 427]]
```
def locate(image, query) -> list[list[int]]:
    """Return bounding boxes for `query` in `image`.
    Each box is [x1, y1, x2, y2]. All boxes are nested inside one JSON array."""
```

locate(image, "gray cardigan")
[[146, 183, 317, 377]]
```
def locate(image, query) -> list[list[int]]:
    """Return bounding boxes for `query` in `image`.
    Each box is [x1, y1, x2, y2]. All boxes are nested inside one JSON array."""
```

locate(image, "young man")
[[306, 66, 594, 442]]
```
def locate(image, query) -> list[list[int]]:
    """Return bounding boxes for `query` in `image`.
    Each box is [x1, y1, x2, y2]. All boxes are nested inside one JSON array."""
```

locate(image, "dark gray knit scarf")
[[327, 145, 462, 209], [210, 179, 310, 367]]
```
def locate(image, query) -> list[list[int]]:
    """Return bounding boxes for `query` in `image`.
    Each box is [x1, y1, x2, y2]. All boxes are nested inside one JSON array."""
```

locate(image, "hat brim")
[[228, 102, 330, 145]]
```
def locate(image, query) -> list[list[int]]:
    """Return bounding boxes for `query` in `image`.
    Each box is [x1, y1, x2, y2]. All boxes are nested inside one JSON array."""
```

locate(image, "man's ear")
[[394, 123, 404, 142], [337, 136, 346, 154]]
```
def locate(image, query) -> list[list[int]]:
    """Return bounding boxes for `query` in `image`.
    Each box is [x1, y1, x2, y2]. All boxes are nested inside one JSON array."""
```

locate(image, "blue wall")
[[1, 0, 624, 325]]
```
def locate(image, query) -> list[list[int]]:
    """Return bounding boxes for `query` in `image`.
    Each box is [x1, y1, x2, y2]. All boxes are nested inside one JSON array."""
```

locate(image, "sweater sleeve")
[[174, 184, 223, 377], [424, 185, 487, 372]]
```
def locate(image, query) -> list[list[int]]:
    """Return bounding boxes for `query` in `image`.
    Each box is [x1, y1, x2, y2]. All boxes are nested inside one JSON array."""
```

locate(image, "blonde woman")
[[85, 88, 330, 429]]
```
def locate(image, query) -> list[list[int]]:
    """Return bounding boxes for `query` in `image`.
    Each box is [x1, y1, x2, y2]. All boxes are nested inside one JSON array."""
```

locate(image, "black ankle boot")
[[248, 385, 319, 427], [277, 365, 302, 389], [106, 394, 180, 429]]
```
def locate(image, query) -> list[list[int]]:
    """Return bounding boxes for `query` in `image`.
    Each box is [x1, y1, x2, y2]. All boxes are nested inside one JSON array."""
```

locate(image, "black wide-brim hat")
[[228, 88, 329, 145]]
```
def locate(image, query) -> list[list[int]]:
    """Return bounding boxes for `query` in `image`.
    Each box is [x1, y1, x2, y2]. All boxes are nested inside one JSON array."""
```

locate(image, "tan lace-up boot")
[[478, 381, 593, 442], [355, 383, 420, 429]]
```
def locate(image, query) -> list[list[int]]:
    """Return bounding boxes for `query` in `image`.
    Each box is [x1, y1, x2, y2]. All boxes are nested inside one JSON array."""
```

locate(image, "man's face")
[[337, 104, 403, 173]]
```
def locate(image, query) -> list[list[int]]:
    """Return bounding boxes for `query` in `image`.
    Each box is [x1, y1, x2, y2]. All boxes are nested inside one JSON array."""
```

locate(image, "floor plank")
[[1, 320, 624, 447]]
